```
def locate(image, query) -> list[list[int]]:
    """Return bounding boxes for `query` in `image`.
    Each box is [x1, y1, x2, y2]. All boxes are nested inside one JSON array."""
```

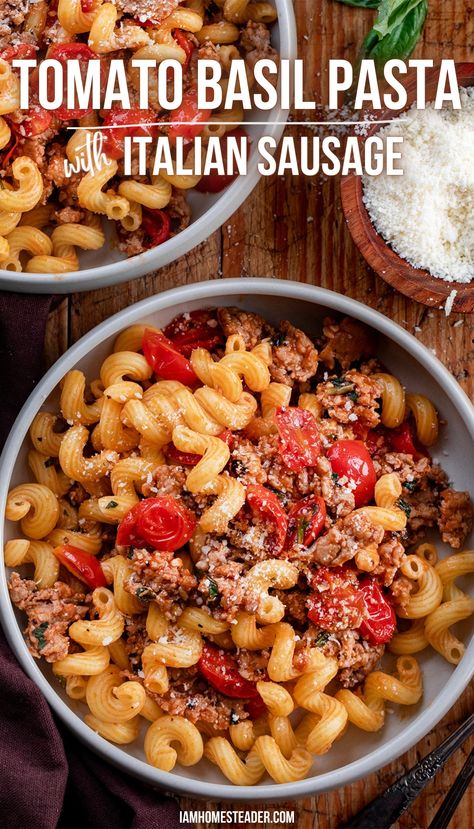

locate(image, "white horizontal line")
[[67, 119, 403, 130]]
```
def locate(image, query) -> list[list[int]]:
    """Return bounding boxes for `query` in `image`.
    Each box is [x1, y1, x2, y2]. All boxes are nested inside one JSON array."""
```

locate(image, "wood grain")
[[43, 0, 473, 826]]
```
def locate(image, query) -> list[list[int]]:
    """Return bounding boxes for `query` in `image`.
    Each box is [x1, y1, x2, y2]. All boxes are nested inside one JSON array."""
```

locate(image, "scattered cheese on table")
[[363, 87, 474, 283]]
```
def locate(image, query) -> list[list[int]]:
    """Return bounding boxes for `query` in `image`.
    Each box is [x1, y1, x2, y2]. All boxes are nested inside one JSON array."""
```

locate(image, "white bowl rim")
[[1, 277, 473, 801], [0, 2, 297, 295]]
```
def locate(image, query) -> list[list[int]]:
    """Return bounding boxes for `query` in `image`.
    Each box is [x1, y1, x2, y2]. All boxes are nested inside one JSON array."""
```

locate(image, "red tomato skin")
[[358, 580, 396, 645], [163, 309, 224, 356], [1, 45, 37, 62], [101, 108, 159, 160], [141, 209, 171, 248], [168, 89, 211, 143], [286, 495, 326, 549], [53, 544, 107, 589], [274, 407, 321, 473], [388, 421, 428, 461], [307, 566, 364, 633], [195, 128, 250, 193], [47, 43, 104, 120], [246, 695, 267, 719], [246, 484, 288, 555], [142, 329, 198, 386], [11, 105, 52, 138], [198, 644, 260, 699], [117, 497, 196, 552], [326, 440, 377, 508], [173, 29, 194, 71], [164, 443, 201, 466]]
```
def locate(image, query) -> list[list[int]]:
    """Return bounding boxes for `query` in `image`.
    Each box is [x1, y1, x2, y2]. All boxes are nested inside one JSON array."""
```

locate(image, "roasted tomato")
[[286, 495, 326, 548], [246, 484, 288, 555], [388, 421, 428, 461], [101, 108, 160, 160], [274, 407, 321, 473], [307, 567, 364, 633], [142, 328, 198, 386], [326, 439, 377, 508], [163, 309, 224, 357], [141, 209, 171, 248], [168, 89, 211, 143], [198, 643, 260, 699], [116, 497, 196, 551], [53, 544, 107, 590], [358, 580, 396, 645]]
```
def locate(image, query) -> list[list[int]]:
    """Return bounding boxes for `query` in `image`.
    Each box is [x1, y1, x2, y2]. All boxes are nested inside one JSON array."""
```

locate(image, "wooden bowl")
[[341, 63, 474, 312]]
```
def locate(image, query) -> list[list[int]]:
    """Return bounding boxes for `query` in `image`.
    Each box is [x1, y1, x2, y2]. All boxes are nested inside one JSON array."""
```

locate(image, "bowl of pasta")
[[1, 277, 473, 799], [0, 1, 296, 294]]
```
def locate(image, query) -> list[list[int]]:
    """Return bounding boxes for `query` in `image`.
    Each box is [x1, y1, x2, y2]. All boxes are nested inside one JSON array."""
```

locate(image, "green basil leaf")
[[359, 0, 428, 67], [33, 622, 49, 651], [373, 0, 424, 39]]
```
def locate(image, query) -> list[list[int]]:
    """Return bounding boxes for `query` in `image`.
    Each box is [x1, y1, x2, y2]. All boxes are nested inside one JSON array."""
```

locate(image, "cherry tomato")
[[246, 484, 288, 555], [326, 439, 376, 508], [218, 429, 234, 448], [53, 544, 107, 590], [168, 89, 211, 144], [47, 43, 105, 120], [358, 580, 396, 645], [364, 428, 388, 456], [142, 328, 198, 386], [101, 108, 160, 160], [141, 209, 171, 249], [198, 643, 260, 699], [11, 104, 52, 138], [308, 567, 364, 633], [0, 45, 37, 62], [286, 495, 326, 549], [195, 128, 250, 193], [81, 0, 96, 11], [274, 407, 321, 473], [388, 421, 428, 461], [163, 309, 224, 357], [116, 496, 196, 551], [173, 29, 194, 71]]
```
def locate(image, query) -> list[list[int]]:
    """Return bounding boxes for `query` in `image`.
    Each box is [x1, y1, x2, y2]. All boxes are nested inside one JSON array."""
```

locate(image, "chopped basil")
[[347, 390, 359, 403], [33, 622, 49, 651], [135, 586, 156, 601], [207, 577, 219, 601], [105, 500, 118, 509], [315, 631, 330, 647], [403, 480, 417, 493], [396, 497, 412, 518], [271, 332, 285, 347], [296, 518, 310, 545], [127, 548, 135, 559], [229, 709, 240, 725], [331, 471, 339, 483]]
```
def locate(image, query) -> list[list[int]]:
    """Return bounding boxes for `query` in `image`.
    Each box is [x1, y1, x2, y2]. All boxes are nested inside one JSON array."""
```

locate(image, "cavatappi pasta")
[[5, 308, 474, 785], [0, 0, 278, 273]]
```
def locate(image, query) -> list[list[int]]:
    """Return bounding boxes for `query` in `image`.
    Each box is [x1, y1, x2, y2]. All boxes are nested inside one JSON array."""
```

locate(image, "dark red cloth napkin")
[[0, 293, 181, 829]]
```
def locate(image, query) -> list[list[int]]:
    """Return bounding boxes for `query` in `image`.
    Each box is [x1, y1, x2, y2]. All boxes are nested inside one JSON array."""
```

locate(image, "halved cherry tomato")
[[308, 567, 364, 633], [246, 484, 288, 555], [364, 428, 388, 456], [358, 580, 396, 645], [195, 128, 250, 193], [326, 439, 376, 508], [173, 29, 194, 72], [47, 43, 105, 120], [198, 643, 260, 699], [246, 695, 268, 719], [0, 45, 37, 62], [116, 496, 196, 551], [11, 105, 52, 138], [163, 309, 224, 357], [142, 328, 198, 386], [286, 495, 326, 549], [274, 407, 321, 473], [168, 89, 211, 144], [53, 544, 107, 590], [388, 421, 428, 461], [101, 108, 160, 160], [141, 209, 171, 249]]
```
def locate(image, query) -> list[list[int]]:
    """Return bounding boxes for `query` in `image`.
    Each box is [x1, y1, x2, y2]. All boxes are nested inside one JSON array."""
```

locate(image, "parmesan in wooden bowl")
[[341, 63, 474, 313]]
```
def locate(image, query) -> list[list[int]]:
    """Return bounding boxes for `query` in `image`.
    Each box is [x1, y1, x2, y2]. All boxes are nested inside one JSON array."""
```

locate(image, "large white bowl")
[[1, 278, 473, 801], [0, 2, 296, 295]]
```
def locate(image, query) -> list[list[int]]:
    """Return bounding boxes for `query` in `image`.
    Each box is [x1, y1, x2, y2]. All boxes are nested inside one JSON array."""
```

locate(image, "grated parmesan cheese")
[[363, 87, 474, 283]]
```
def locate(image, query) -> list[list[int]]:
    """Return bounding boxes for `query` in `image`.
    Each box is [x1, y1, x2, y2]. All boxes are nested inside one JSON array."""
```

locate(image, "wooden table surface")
[[43, 0, 473, 826]]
